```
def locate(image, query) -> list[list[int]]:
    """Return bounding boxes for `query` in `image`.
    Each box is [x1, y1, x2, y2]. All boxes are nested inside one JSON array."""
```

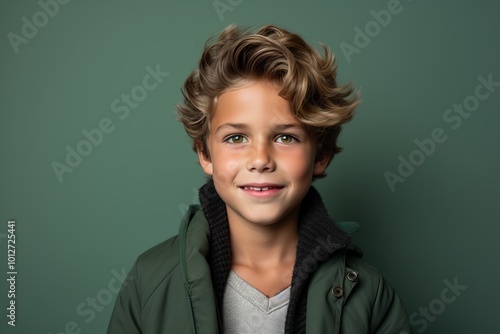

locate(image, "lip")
[[238, 183, 285, 198]]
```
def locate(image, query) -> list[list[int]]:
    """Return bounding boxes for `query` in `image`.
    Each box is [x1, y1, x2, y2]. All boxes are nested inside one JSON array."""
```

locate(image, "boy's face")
[[198, 80, 329, 227]]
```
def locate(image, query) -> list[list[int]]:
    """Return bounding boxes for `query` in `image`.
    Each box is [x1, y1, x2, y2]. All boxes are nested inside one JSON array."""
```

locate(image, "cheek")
[[280, 149, 316, 177], [212, 154, 241, 183], [281, 155, 314, 182], [295, 164, 315, 181]]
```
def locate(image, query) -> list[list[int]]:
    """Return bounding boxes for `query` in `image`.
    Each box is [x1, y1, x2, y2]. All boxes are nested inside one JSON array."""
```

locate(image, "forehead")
[[211, 80, 301, 127]]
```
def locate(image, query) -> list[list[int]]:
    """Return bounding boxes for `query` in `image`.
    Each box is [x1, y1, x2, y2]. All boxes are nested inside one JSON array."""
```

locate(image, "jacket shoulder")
[[343, 254, 412, 333], [137, 235, 180, 269], [107, 234, 183, 334], [345, 251, 379, 278], [344, 252, 396, 302], [134, 234, 181, 300], [132, 205, 205, 302]]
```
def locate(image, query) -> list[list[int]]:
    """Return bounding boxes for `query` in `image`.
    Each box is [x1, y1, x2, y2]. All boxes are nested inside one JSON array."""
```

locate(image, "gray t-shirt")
[[223, 270, 291, 334]]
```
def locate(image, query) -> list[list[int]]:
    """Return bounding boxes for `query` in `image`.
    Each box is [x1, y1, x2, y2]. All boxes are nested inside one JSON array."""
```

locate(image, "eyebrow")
[[214, 123, 305, 135]]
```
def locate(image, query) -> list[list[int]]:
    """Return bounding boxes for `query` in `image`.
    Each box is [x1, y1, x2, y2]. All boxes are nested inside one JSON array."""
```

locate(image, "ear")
[[313, 153, 331, 176], [197, 145, 213, 176]]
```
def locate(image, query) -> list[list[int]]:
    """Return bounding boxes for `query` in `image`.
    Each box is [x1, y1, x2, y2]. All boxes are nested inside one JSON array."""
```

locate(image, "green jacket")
[[107, 204, 412, 333]]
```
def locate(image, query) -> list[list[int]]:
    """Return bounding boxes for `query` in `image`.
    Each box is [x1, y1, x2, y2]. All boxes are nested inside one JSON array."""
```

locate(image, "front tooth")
[[262, 187, 269, 191]]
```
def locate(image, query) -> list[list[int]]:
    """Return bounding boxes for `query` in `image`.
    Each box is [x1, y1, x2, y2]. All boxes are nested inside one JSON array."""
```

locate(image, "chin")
[[238, 207, 297, 227]]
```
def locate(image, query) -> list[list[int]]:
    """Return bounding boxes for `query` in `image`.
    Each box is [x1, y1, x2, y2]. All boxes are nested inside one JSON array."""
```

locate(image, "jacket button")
[[347, 271, 358, 282], [331, 286, 343, 298]]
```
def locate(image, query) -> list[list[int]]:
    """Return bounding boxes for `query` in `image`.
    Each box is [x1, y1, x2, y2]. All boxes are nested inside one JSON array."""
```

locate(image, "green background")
[[1, 1, 499, 333]]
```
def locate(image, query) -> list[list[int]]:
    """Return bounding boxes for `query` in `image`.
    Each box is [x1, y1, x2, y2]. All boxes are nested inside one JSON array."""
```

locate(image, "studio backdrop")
[[1, 1, 499, 333]]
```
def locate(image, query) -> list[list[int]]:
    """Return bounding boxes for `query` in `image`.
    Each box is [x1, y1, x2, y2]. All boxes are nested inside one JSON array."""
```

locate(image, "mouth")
[[242, 186, 277, 191], [238, 183, 285, 197], [239, 183, 284, 190]]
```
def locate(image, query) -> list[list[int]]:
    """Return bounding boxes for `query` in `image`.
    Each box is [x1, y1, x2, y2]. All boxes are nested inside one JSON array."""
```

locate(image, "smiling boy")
[[201, 79, 326, 302], [108, 25, 412, 333]]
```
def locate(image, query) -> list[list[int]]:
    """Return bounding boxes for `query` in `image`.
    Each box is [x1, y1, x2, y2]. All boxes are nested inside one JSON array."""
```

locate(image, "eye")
[[224, 134, 248, 144], [275, 134, 297, 144]]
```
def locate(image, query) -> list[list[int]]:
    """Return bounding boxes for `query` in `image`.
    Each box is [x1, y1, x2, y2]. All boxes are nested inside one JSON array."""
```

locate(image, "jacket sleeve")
[[107, 261, 142, 334], [370, 272, 413, 334]]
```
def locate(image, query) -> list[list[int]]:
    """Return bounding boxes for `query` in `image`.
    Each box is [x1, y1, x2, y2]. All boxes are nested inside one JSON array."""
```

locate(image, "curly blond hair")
[[176, 24, 360, 175]]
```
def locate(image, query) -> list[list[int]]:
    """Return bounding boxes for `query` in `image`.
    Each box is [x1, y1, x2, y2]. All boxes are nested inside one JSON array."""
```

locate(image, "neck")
[[228, 206, 299, 270]]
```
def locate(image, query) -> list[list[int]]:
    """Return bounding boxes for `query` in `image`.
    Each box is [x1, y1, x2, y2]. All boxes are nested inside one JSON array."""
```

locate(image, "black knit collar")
[[198, 179, 351, 334]]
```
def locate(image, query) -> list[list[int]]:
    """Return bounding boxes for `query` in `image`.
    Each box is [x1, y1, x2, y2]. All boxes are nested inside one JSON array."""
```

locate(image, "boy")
[[107, 24, 412, 333]]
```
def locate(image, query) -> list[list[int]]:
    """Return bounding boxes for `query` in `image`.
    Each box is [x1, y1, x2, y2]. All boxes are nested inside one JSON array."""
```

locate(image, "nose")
[[246, 140, 276, 173]]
